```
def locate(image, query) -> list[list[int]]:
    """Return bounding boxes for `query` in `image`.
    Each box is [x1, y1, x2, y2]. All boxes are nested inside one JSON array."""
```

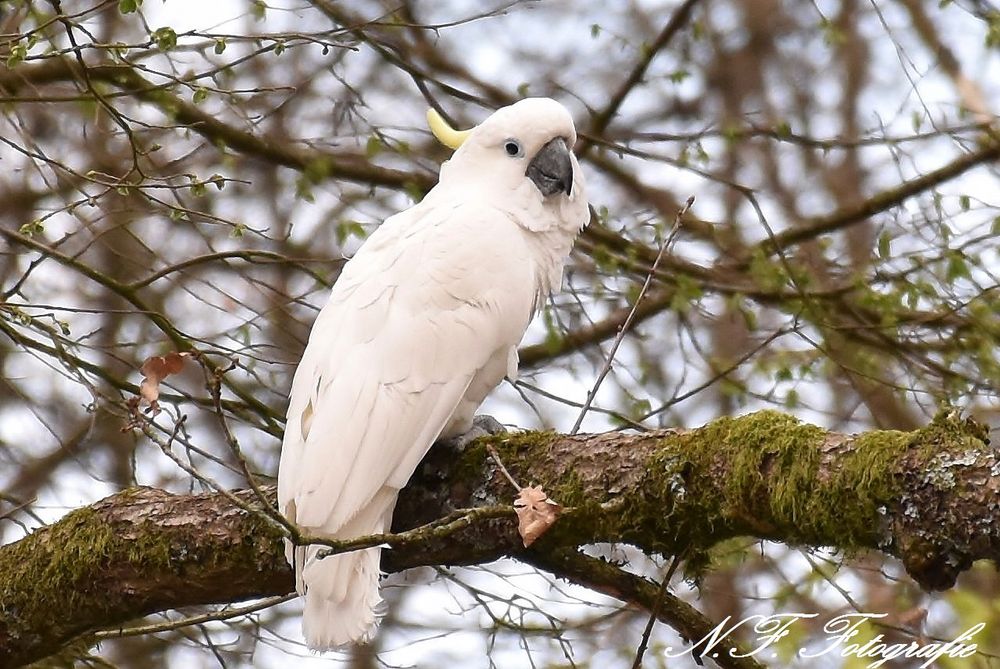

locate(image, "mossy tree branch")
[[1, 410, 997, 668]]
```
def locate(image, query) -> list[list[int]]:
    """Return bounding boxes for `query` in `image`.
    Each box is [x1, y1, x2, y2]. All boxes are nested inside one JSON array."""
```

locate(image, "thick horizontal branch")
[[1, 405, 998, 667]]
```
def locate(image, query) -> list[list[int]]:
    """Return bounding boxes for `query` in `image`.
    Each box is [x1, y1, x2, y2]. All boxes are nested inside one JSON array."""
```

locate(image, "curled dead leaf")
[[514, 485, 562, 547], [138, 351, 191, 414]]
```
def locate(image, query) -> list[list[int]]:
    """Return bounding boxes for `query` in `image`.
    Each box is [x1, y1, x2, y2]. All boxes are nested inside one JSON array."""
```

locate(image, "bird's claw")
[[438, 414, 506, 452]]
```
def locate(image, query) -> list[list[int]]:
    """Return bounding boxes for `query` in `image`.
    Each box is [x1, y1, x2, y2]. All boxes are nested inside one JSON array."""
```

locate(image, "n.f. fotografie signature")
[[664, 612, 983, 668]]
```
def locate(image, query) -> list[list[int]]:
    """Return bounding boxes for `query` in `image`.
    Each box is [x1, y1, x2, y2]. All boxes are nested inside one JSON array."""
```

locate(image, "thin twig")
[[571, 196, 695, 434], [205, 359, 296, 534], [524, 548, 765, 669], [143, 415, 280, 530], [311, 504, 516, 560], [486, 443, 522, 491], [578, 0, 702, 157], [631, 552, 685, 669], [309, 497, 625, 561], [91, 594, 295, 640]]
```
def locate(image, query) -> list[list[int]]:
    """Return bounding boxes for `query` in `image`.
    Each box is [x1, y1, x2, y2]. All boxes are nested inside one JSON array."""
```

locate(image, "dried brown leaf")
[[138, 351, 191, 414], [514, 485, 562, 547]]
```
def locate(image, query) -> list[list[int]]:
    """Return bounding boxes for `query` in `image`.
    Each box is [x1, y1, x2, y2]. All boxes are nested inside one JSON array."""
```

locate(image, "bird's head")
[[427, 98, 587, 229]]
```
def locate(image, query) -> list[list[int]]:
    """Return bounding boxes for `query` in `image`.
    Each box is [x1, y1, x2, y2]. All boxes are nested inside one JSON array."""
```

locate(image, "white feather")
[[277, 97, 589, 650]]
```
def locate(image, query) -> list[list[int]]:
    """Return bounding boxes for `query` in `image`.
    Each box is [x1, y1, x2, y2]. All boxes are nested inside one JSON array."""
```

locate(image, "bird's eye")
[[503, 139, 523, 157]]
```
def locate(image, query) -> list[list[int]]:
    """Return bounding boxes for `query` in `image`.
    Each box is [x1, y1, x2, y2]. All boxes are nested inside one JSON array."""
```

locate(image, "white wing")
[[276, 200, 536, 648]]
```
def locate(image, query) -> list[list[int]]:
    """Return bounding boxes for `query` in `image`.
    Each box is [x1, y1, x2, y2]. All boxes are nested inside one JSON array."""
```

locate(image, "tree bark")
[[1, 409, 997, 668]]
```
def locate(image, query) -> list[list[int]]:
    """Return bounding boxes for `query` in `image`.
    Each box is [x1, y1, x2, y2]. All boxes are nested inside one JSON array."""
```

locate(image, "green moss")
[[453, 430, 621, 546], [450, 438, 492, 489], [460, 430, 559, 491], [640, 411, 921, 562], [698, 410, 825, 525], [545, 468, 591, 507], [0, 488, 282, 649], [239, 507, 288, 560], [451, 409, 991, 587], [453, 413, 923, 563], [0, 506, 113, 639], [912, 407, 990, 452], [834, 428, 910, 493], [902, 409, 991, 495]]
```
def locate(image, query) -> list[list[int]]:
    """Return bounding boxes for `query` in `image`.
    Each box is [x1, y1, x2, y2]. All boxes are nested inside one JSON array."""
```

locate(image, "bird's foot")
[[419, 416, 509, 512], [438, 414, 506, 452]]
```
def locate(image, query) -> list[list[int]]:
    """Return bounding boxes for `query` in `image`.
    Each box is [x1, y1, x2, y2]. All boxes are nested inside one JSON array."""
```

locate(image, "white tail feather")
[[289, 488, 397, 650], [299, 545, 384, 649]]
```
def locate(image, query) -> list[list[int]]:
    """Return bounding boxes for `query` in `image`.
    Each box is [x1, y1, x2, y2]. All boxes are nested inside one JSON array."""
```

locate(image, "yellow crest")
[[426, 108, 473, 150]]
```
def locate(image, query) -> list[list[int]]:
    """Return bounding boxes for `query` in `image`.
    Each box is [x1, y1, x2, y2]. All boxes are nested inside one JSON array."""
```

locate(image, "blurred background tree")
[[1, 0, 999, 667]]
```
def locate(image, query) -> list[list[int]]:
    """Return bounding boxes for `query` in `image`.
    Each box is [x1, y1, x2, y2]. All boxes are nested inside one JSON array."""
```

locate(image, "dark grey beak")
[[526, 137, 573, 197]]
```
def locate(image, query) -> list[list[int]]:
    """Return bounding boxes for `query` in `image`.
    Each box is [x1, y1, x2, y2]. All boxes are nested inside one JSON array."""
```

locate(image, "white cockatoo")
[[277, 97, 589, 649]]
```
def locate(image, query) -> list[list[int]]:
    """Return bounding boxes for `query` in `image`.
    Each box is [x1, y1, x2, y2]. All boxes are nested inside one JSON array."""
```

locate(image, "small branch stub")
[[488, 442, 563, 546]]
